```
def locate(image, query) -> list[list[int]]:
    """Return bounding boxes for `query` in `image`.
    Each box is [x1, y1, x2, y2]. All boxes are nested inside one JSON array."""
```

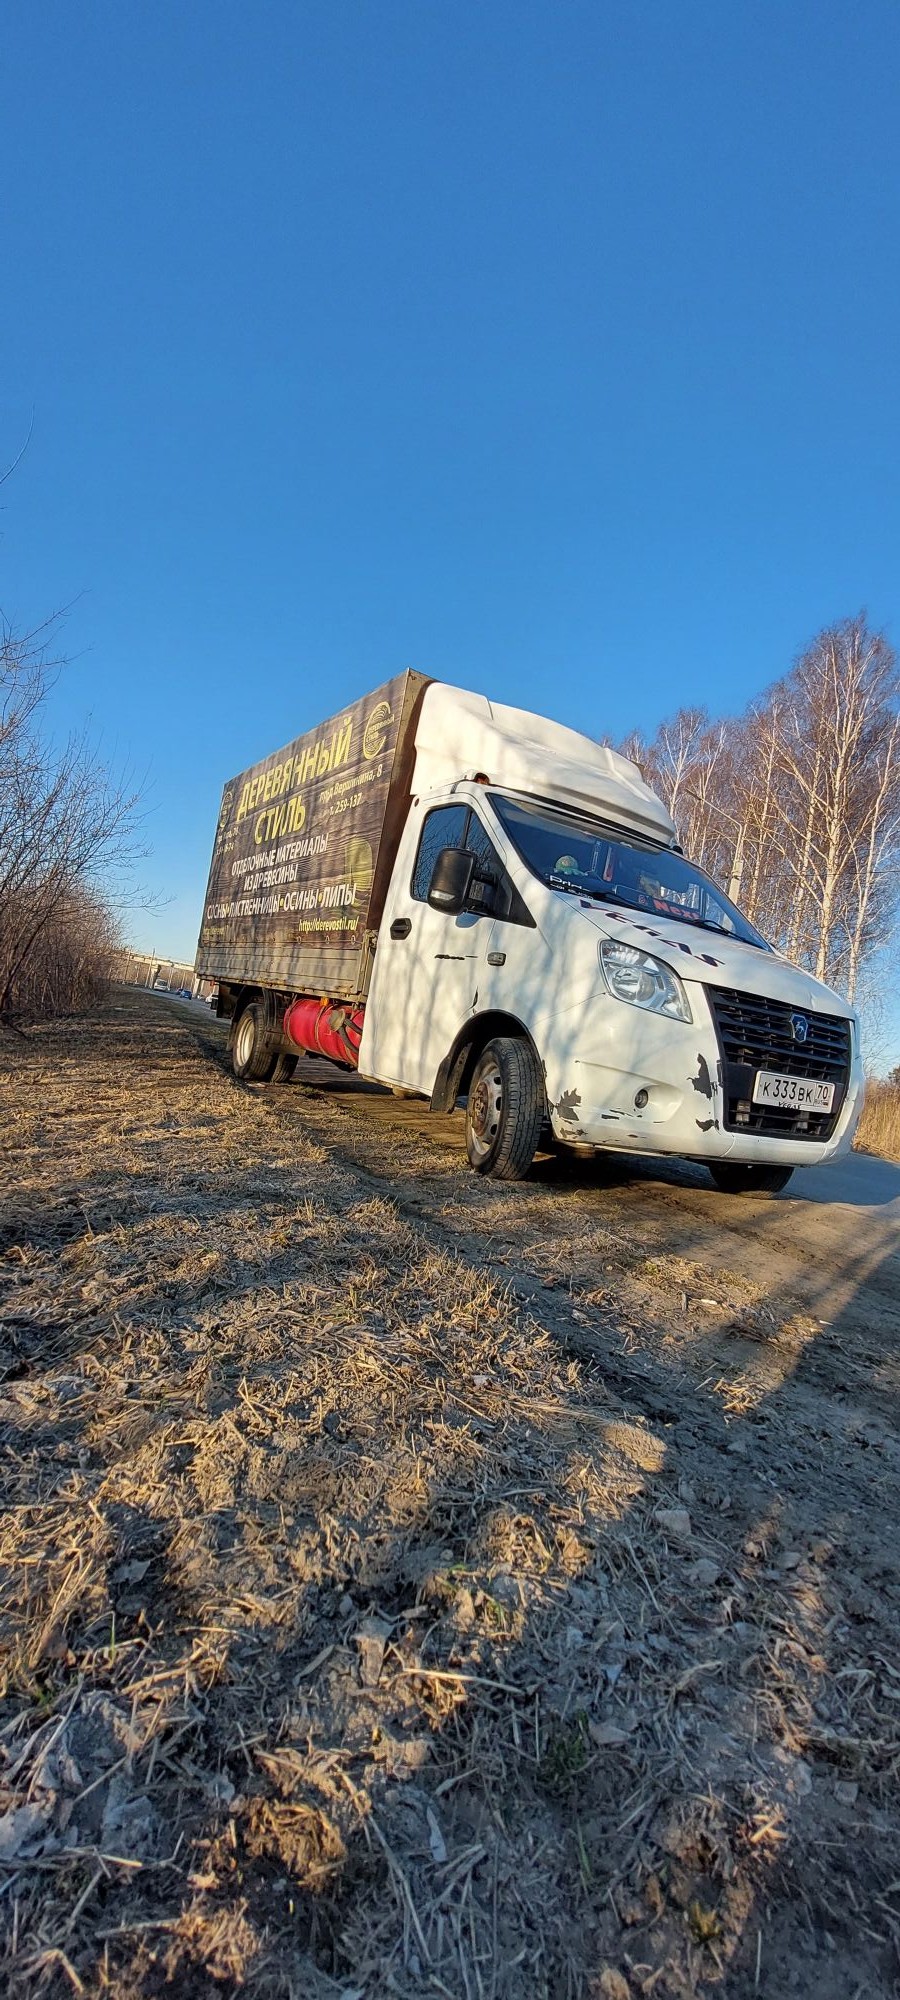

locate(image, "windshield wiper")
[[679, 913, 763, 945], [635, 906, 766, 949], [547, 876, 595, 897], [683, 915, 732, 936], [548, 880, 634, 908], [582, 887, 734, 933], [548, 879, 764, 946], [588, 887, 651, 910]]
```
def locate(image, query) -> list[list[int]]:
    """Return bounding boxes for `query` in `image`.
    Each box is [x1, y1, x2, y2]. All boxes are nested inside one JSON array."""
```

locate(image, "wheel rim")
[[468, 1062, 503, 1159], [235, 1012, 256, 1068]]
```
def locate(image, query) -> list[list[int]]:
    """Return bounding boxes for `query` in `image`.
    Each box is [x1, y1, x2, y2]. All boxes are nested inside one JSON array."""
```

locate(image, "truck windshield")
[[491, 794, 769, 950]]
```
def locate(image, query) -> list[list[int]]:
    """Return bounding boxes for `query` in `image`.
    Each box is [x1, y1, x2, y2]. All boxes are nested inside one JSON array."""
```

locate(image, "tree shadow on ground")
[[1, 992, 898, 2000]]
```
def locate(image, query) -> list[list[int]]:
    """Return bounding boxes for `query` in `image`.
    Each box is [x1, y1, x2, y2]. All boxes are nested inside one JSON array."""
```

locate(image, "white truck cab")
[[360, 684, 863, 1190], [200, 675, 863, 1193]]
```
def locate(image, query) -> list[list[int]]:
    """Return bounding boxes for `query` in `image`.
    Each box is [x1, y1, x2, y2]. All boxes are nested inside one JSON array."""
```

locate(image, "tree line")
[[4, 582, 898, 1049], [618, 615, 900, 1025], [0, 616, 139, 1021]]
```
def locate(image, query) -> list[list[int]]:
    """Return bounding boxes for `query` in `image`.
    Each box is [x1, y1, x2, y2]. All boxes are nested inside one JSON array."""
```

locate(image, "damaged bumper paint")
[[541, 980, 864, 1168]]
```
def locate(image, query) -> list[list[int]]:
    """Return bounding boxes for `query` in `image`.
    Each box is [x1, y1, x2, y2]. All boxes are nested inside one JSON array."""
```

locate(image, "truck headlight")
[[598, 938, 692, 1024]]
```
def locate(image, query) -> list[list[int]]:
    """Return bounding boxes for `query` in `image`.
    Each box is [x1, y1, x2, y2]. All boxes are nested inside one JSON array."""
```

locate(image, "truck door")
[[360, 799, 500, 1094]]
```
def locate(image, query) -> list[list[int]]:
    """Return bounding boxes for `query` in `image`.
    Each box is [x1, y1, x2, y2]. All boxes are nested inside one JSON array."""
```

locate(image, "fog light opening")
[[634, 1088, 649, 1109]]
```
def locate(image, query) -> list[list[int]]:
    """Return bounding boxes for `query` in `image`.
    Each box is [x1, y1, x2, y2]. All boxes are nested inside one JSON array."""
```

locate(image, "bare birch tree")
[[763, 619, 900, 992], [619, 615, 900, 1008]]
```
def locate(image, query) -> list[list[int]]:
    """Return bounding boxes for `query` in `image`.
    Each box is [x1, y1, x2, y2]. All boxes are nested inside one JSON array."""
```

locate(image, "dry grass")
[[0, 991, 898, 1999], [854, 1078, 900, 1162]]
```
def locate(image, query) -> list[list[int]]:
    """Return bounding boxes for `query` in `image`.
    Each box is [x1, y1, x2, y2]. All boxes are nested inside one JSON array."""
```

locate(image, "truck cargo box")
[[195, 671, 430, 1001]]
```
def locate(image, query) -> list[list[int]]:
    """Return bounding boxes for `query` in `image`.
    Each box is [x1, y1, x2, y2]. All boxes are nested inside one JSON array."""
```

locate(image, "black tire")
[[465, 1037, 545, 1180], [269, 1051, 298, 1085], [230, 999, 281, 1082], [707, 1163, 794, 1197]]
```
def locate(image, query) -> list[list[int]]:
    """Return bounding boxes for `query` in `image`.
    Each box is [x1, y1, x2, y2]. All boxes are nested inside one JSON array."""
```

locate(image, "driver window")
[[411, 805, 504, 906], [412, 805, 468, 901], [464, 813, 498, 872]]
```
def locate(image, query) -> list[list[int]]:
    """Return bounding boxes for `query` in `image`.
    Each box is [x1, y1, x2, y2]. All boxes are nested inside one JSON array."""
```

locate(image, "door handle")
[[390, 918, 412, 940]]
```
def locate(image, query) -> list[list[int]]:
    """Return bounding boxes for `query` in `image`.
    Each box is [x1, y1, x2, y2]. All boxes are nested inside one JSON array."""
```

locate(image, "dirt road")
[[290, 1040, 900, 1365], [1, 989, 899, 2000]]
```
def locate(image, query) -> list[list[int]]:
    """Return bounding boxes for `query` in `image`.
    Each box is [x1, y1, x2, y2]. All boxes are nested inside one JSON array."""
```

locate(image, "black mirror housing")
[[427, 847, 475, 914]]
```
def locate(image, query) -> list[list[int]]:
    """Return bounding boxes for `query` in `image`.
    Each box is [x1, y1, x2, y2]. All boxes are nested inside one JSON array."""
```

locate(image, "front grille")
[[707, 986, 851, 1141]]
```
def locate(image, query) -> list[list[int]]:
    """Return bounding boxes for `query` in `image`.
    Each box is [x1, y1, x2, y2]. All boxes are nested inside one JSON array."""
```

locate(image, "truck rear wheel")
[[230, 999, 293, 1084], [465, 1037, 544, 1180], [269, 1051, 298, 1085], [708, 1163, 794, 1196]]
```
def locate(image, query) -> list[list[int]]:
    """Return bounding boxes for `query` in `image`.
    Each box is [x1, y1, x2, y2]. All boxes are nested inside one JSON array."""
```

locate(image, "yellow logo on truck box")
[[363, 700, 393, 760]]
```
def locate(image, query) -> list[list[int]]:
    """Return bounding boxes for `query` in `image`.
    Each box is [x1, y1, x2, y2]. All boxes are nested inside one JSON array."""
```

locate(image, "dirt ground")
[[1, 989, 899, 2000]]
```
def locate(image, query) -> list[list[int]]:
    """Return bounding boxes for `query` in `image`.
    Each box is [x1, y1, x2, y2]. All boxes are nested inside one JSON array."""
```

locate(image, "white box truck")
[[196, 672, 864, 1192]]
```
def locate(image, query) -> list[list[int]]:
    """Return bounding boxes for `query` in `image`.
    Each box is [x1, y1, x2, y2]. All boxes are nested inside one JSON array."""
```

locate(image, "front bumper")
[[542, 986, 863, 1168]]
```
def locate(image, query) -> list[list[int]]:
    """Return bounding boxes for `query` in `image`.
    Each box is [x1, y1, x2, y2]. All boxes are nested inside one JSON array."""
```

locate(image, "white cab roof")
[[413, 682, 676, 845]]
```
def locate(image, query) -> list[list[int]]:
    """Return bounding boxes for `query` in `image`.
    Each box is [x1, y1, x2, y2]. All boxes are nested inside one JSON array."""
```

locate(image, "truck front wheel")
[[465, 1038, 544, 1180], [230, 999, 296, 1084], [707, 1163, 793, 1196]]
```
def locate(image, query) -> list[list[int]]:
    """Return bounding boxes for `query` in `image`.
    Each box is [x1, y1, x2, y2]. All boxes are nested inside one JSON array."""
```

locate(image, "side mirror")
[[427, 847, 474, 914]]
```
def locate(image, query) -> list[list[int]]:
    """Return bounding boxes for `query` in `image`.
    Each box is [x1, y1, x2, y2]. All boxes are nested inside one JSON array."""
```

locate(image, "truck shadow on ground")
[[1, 995, 898, 2000]]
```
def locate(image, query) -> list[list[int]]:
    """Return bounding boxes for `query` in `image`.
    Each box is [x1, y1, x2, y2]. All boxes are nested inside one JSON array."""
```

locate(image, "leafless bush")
[[4, 883, 123, 1018], [0, 614, 140, 1021]]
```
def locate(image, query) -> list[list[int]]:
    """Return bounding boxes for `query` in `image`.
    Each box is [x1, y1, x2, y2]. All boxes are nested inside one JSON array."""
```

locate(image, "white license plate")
[[752, 1071, 835, 1112]]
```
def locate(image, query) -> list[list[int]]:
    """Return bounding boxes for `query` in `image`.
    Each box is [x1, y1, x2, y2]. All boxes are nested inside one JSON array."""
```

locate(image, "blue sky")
[[2, 2, 899, 1051]]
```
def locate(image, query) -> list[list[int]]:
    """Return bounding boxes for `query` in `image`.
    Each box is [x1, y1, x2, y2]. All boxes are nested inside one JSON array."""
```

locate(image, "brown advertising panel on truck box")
[[195, 671, 430, 1001]]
